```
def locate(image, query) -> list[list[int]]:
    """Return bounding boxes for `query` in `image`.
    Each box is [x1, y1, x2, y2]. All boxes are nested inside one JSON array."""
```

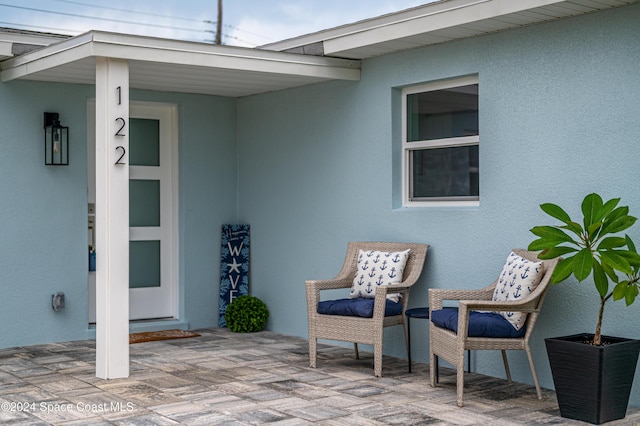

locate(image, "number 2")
[[115, 117, 126, 136], [115, 146, 126, 165]]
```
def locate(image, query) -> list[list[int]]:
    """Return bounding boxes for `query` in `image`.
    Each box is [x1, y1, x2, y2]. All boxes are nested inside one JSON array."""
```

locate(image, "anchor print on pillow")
[[492, 251, 544, 330], [349, 249, 410, 302]]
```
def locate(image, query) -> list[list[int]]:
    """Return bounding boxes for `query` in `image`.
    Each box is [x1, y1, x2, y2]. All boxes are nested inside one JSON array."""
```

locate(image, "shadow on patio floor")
[[1, 328, 639, 425]]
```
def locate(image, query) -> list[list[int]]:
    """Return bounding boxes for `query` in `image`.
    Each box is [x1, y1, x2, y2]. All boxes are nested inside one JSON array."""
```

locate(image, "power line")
[[221, 23, 276, 43], [201, 21, 276, 45], [51, 0, 205, 23], [50, 0, 275, 43], [0, 3, 210, 34], [0, 1, 276, 46], [0, 20, 206, 43], [0, 21, 75, 34]]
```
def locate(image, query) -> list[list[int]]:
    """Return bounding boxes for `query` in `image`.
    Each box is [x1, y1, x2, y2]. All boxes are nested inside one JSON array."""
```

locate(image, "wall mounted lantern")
[[44, 112, 69, 165]]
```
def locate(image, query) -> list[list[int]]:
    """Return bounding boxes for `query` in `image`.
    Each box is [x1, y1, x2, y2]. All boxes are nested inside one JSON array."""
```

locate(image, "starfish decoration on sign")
[[228, 258, 241, 274]]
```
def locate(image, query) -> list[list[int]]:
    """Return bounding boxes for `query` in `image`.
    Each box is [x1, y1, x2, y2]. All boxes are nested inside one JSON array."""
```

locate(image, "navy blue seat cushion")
[[431, 309, 526, 338], [317, 298, 403, 318]]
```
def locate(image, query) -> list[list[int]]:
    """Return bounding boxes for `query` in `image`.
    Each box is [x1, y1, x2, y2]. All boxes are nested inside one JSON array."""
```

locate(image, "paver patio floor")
[[1, 328, 639, 425]]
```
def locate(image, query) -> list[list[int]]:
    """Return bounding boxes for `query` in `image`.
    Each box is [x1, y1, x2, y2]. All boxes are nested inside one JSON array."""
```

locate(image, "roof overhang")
[[0, 31, 361, 97], [2, 0, 637, 95], [0, 29, 68, 60], [263, 0, 640, 59]]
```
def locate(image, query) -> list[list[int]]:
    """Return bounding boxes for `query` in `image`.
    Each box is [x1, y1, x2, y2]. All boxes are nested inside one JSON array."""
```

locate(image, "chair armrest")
[[455, 294, 543, 337], [428, 286, 494, 310], [305, 278, 353, 314], [375, 284, 411, 302], [306, 278, 353, 292], [459, 299, 538, 313], [384, 283, 412, 294]]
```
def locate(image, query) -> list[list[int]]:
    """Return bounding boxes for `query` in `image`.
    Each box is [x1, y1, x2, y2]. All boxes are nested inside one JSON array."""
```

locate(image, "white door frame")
[[128, 102, 179, 320], [88, 100, 179, 322]]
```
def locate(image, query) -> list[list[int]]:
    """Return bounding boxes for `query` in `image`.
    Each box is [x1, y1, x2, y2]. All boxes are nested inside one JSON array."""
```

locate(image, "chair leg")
[[456, 357, 465, 407], [372, 328, 385, 377], [429, 350, 436, 387], [501, 350, 512, 384], [374, 343, 383, 377], [309, 337, 317, 368], [526, 347, 543, 400], [354, 343, 360, 359], [404, 318, 411, 373]]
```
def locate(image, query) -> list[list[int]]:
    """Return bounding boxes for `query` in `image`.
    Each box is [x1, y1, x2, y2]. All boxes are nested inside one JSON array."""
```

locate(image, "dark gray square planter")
[[546, 333, 640, 424]]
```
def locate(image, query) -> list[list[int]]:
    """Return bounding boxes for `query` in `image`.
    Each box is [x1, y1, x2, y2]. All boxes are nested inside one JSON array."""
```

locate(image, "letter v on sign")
[[229, 274, 240, 289]]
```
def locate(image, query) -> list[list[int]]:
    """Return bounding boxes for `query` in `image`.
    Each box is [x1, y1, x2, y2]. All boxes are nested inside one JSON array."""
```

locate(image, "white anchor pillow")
[[349, 249, 410, 302], [492, 251, 545, 330]]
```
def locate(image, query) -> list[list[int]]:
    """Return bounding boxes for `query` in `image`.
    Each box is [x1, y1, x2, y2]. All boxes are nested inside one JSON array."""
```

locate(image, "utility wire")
[[50, 0, 274, 43], [0, 3, 209, 33], [51, 0, 205, 23], [0, 21, 75, 34], [0, 1, 275, 45]]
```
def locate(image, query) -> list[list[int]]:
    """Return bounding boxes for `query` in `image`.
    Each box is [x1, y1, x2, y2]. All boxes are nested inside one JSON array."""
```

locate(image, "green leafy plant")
[[528, 193, 640, 346], [224, 295, 269, 333]]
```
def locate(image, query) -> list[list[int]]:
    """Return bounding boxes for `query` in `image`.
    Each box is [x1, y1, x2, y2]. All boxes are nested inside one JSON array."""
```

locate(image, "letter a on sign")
[[219, 224, 250, 327]]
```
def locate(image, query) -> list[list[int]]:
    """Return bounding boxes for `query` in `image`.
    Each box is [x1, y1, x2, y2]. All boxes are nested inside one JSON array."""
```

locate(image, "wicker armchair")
[[306, 242, 428, 377], [429, 249, 559, 407]]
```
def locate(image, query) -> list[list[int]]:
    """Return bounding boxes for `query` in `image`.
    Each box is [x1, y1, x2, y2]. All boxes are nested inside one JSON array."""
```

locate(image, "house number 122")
[[115, 86, 126, 165]]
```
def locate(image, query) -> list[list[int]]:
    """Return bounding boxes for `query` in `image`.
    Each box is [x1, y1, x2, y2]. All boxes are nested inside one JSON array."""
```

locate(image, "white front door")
[[88, 101, 178, 322]]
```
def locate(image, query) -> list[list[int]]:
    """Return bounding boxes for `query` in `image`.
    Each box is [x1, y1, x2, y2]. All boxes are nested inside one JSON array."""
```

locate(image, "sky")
[[0, 0, 433, 47]]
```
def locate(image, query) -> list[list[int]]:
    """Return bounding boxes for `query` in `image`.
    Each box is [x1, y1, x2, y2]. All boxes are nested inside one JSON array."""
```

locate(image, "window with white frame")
[[402, 76, 479, 206]]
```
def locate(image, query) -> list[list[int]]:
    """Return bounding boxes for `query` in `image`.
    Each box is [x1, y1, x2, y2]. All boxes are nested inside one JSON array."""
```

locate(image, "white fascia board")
[[1, 30, 360, 83], [0, 31, 67, 46], [323, 0, 566, 56], [87, 32, 360, 80], [0, 32, 94, 81], [0, 41, 12, 59]]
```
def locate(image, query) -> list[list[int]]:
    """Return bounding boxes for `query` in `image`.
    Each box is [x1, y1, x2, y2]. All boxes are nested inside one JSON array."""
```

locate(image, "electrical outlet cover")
[[52, 292, 65, 311]]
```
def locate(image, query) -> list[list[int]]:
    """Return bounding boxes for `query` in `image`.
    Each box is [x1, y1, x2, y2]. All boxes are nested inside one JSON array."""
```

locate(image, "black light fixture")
[[44, 112, 69, 165]]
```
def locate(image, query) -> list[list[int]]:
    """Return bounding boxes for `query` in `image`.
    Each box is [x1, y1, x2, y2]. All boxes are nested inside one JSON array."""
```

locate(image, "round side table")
[[405, 307, 430, 373], [405, 307, 471, 378]]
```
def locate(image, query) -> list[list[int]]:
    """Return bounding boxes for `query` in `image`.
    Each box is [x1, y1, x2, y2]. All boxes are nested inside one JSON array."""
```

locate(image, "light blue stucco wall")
[[1, 80, 92, 346], [1, 1, 639, 407], [237, 4, 640, 405], [0, 82, 238, 347]]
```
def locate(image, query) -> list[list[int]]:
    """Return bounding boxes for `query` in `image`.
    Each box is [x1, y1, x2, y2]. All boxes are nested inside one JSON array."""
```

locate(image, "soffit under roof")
[[1, 0, 637, 96], [263, 0, 640, 59], [0, 31, 361, 98]]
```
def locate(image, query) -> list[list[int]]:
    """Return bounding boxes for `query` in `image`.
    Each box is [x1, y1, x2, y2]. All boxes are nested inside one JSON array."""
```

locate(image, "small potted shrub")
[[529, 193, 640, 424], [224, 295, 269, 333]]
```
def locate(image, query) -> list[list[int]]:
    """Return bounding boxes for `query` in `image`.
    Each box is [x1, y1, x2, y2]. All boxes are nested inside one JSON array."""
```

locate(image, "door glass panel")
[[130, 180, 160, 227], [130, 240, 161, 288], [130, 118, 160, 166]]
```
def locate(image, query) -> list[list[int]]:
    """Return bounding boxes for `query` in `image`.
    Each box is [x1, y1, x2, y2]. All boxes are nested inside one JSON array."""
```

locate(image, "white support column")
[[95, 57, 130, 379]]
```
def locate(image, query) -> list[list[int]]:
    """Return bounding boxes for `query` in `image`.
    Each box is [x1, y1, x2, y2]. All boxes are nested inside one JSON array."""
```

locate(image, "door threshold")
[[86, 318, 190, 340]]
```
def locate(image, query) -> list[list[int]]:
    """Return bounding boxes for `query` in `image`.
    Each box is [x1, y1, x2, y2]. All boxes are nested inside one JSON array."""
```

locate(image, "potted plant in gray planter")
[[529, 193, 640, 424]]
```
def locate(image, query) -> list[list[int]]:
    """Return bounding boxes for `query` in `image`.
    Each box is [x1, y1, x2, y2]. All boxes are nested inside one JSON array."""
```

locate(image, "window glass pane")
[[411, 145, 479, 199], [130, 118, 160, 166], [130, 240, 160, 288], [406, 84, 478, 142], [130, 180, 160, 227]]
